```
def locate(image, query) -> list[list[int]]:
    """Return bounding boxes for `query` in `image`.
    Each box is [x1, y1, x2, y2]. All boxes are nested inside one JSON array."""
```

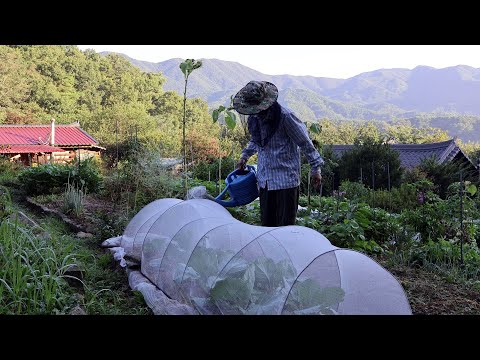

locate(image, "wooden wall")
[[14, 149, 101, 166]]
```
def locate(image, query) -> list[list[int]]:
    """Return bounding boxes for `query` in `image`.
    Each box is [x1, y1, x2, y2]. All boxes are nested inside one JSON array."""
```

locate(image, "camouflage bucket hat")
[[233, 81, 279, 115]]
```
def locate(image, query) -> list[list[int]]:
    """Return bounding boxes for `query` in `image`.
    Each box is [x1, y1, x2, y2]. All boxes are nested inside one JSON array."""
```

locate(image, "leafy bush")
[[360, 208, 404, 248], [102, 145, 184, 211], [192, 157, 237, 182], [101, 138, 142, 169], [339, 181, 369, 201], [189, 179, 219, 197], [18, 158, 102, 196], [0, 157, 23, 186], [228, 200, 261, 225], [95, 210, 130, 240], [337, 137, 403, 190], [75, 157, 103, 193], [399, 184, 480, 245], [418, 156, 476, 198], [340, 179, 435, 213], [400, 199, 449, 243], [297, 197, 400, 252], [402, 167, 428, 184]]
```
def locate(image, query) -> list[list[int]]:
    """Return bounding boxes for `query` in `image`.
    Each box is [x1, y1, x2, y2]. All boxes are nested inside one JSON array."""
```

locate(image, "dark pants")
[[259, 185, 299, 227]]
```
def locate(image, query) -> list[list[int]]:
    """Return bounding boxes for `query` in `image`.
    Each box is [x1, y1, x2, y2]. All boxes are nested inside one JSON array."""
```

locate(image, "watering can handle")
[[229, 165, 256, 181]]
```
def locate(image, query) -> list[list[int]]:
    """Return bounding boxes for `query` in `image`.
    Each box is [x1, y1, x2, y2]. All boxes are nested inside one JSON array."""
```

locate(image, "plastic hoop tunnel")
[[115, 198, 411, 315]]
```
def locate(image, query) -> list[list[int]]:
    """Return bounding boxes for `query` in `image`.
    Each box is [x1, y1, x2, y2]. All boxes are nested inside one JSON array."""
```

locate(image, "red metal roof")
[[0, 145, 67, 154], [0, 125, 98, 146]]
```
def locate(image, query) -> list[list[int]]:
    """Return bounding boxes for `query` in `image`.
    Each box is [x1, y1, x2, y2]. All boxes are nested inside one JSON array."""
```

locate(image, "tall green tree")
[[338, 136, 403, 189]]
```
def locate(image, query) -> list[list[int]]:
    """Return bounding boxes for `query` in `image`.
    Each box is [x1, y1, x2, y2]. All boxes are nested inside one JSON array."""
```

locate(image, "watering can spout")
[[214, 186, 238, 207], [214, 165, 258, 208]]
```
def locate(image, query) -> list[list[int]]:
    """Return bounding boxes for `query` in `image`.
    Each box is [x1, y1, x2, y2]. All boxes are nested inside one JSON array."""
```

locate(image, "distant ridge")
[[99, 52, 480, 142]]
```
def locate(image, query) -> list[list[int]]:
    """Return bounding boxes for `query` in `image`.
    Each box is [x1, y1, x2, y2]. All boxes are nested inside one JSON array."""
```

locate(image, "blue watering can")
[[214, 165, 259, 207]]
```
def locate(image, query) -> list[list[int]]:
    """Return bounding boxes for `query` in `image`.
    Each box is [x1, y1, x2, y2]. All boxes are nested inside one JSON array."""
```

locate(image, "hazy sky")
[[78, 45, 480, 79]]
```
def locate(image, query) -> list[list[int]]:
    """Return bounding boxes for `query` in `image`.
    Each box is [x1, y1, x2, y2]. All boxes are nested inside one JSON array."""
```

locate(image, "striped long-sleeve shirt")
[[241, 105, 324, 190]]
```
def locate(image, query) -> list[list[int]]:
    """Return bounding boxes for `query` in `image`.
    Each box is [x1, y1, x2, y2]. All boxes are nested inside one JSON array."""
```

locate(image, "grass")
[[382, 242, 480, 290], [36, 216, 152, 315], [0, 196, 152, 315], [0, 215, 77, 314], [62, 181, 86, 217]]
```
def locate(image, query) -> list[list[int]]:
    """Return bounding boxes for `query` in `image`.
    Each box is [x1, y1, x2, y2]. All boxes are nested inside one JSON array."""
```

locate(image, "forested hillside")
[[0, 45, 220, 156]]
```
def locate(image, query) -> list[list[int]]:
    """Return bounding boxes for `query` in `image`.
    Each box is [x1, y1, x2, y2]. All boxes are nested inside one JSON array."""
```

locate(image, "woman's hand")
[[311, 173, 322, 189], [236, 158, 247, 170]]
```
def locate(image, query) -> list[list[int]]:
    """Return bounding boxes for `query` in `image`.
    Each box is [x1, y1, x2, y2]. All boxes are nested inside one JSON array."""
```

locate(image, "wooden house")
[[0, 119, 104, 166]]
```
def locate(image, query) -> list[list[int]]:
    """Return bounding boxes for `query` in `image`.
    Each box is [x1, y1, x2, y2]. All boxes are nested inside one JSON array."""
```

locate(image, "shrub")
[[339, 181, 369, 201], [0, 157, 23, 185], [341, 179, 435, 213], [402, 167, 428, 184], [418, 156, 476, 198], [102, 145, 184, 211], [18, 158, 103, 196], [297, 197, 400, 252], [192, 157, 237, 182], [75, 157, 102, 193], [189, 179, 218, 197], [337, 137, 403, 190]]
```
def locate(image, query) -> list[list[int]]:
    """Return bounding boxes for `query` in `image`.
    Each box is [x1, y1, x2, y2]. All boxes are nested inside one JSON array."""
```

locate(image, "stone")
[[9, 211, 40, 228], [76, 231, 94, 238], [69, 305, 86, 315], [64, 264, 83, 280]]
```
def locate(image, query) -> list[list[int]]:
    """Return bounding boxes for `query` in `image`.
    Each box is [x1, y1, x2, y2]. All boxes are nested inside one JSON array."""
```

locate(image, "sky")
[[77, 45, 480, 79]]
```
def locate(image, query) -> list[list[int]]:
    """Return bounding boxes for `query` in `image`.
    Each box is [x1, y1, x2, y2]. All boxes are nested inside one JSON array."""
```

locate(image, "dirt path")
[[376, 257, 480, 315]]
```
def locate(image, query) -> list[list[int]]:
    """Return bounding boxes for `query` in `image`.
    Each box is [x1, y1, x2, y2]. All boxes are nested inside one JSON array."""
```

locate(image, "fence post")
[[218, 157, 222, 195], [308, 166, 311, 207], [387, 162, 391, 191], [332, 172, 339, 213], [232, 144, 235, 173], [387, 162, 391, 211], [371, 162, 375, 209], [477, 157, 480, 183], [460, 169, 464, 266]]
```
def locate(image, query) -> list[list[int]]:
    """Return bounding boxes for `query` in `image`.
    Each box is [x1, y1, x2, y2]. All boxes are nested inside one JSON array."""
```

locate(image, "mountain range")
[[101, 52, 480, 142]]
